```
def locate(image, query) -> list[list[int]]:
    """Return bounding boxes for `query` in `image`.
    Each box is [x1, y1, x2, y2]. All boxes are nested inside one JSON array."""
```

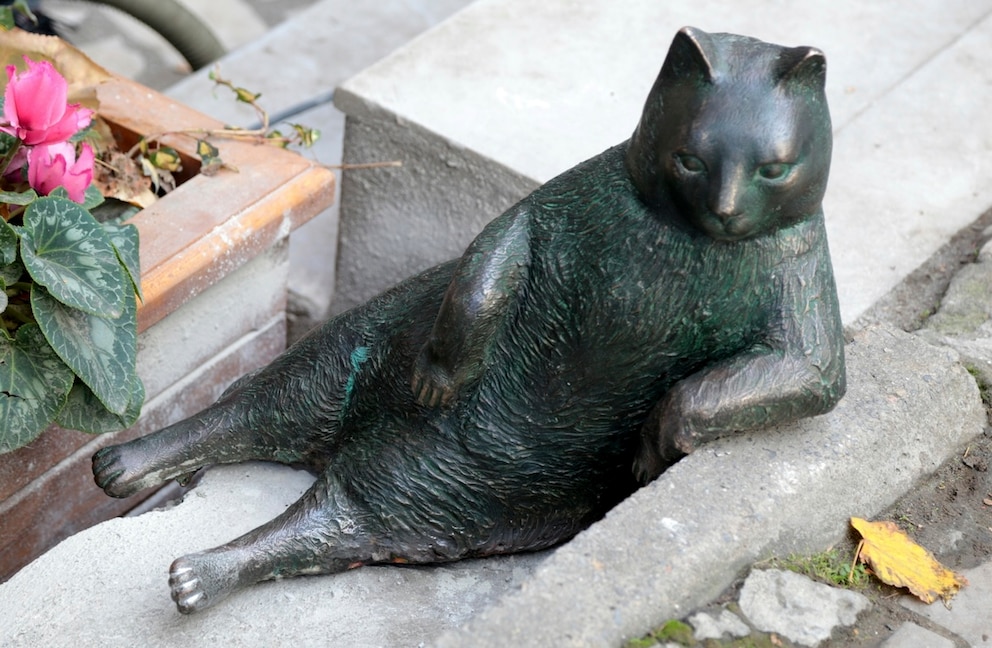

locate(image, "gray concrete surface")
[[3, 1, 992, 647], [899, 561, 992, 648], [332, 108, 539, 316], [882, 623, 955, 648], [918, 234, 992, 386], [0, 462, 547, 647]]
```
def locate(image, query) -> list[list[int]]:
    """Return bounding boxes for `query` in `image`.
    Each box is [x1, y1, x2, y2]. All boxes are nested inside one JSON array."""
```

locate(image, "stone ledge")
[[333, 0, 992, 323], [435, 324, 985, 647], [0, 324, 982, 647]]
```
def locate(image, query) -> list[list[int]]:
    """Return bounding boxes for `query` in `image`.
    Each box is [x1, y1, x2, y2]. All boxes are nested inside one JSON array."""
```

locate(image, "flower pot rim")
[[91, 76, 336, 333]]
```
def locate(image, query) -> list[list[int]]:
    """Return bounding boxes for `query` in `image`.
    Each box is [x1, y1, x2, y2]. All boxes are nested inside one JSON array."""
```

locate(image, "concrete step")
[[333, 0, 992, 324]]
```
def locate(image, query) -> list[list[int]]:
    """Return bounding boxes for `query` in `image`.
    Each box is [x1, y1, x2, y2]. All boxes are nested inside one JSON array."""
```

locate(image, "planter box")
[[0, 76, 336, 581]]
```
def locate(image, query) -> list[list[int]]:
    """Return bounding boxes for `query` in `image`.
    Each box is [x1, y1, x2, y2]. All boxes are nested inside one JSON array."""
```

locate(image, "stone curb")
[[0, 329, 983, 647], [434, 324, 985, 647]]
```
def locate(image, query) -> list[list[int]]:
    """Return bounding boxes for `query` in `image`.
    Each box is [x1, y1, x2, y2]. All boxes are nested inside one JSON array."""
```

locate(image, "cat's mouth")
[[700, 213, 753, 242]]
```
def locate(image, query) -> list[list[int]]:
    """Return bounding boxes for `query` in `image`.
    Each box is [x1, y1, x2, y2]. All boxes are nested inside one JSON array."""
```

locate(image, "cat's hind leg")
[[95, 260, 456, 499], [167, 472, 386, 613], [93, 402, 252, 498], [93, 312, 383, 498]]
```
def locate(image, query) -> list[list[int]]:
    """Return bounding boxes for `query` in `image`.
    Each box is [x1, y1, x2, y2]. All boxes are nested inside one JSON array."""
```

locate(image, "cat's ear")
[[662, 26, 718, 84], [775, 47, 827, 91]]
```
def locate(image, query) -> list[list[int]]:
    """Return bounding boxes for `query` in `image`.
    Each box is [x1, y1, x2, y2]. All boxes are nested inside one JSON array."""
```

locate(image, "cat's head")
[[627, 27, 832, 242]]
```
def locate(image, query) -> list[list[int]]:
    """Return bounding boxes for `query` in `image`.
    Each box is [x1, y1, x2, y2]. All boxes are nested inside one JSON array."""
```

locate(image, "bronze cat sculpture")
[[93, 27, 846, 614]]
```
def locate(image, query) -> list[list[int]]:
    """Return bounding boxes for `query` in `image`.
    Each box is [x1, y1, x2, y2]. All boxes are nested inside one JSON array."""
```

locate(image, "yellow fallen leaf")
[[850, 517, 968, 604]]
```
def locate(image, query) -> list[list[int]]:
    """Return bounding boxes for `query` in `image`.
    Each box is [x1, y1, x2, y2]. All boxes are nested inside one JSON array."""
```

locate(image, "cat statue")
[[93, 26, 845, 614]]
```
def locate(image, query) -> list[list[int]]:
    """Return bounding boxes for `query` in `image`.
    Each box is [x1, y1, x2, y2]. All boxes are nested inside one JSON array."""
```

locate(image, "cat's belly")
[[477, 286, 770, 430]]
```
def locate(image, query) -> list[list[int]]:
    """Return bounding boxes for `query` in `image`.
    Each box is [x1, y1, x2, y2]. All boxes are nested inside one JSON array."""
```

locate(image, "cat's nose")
[[709, 169, 745, 221]]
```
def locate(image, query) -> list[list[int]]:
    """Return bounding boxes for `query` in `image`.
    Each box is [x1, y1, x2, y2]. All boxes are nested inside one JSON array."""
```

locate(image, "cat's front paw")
[[632, 434, 685, 483], [410, 351, 457, 408], [633, 394, 692, 482]]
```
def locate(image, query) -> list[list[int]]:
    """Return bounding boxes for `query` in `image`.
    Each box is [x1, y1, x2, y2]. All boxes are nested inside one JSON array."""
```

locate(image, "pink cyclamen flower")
[[28, 141, 95, 203], [2, 145, 28, 181], [1, 57, 93, 146]]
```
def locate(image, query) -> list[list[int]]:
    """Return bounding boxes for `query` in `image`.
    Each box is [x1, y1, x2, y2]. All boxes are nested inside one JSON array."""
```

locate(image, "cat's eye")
[[757, 163, 793, 181], [675, 153, 706, 174]]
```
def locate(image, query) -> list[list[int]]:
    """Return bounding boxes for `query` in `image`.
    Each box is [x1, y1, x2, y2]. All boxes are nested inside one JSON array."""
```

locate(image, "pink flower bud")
[[1, 57, 93, 146], [27, 141, 95, 203]]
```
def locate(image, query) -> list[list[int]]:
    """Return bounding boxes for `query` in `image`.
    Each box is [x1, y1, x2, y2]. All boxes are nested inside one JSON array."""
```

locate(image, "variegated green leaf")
[[31, 284, 137, 416], [0, 324, 74, 454], [0, 7, 15, 30], [0, 188, 38, 206], [0, 261, 24, 286], [0, 219, 18, 265], [19, 195, 128, 318], [56, 376, 144, 434], [81, 185, 105, 211], [0, 262, 23, 316], [102, 221, 142, 301]]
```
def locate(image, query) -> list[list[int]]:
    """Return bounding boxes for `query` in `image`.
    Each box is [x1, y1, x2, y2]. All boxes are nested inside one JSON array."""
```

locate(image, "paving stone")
[[900, 561, 992, 647], [880, 622, 955, 648], [688, 609, 751, 640], [737, 569, 870, 647], [918, 236, 992, 387]]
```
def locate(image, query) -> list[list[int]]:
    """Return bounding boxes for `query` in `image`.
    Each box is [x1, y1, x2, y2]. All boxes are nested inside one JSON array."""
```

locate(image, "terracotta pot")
[[0, 75, 336, 581]]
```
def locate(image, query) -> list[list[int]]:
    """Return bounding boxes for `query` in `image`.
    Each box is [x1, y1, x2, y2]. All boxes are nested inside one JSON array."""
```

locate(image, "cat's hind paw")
[[92, 443, 159, 498], [169, 553, 241, 614], [170, 559, 207, 614]]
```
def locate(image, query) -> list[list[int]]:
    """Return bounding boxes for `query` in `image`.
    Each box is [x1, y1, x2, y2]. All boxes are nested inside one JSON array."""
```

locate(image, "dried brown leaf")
[[93, 150, 156, 209]]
